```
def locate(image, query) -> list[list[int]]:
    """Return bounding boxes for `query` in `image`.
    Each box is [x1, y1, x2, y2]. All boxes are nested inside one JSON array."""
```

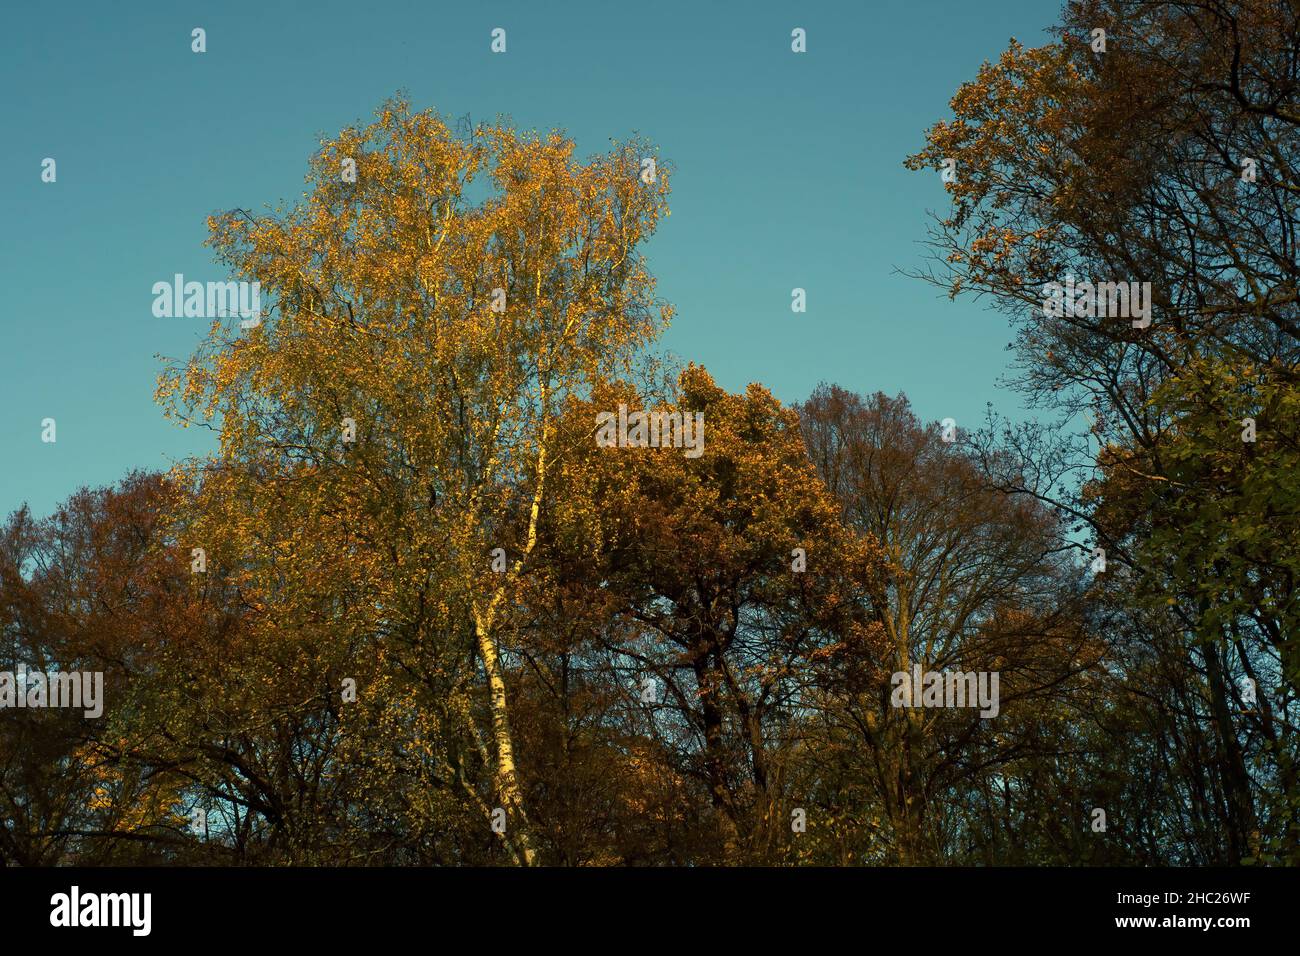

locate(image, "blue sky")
[[1, 0, 1057, 519]]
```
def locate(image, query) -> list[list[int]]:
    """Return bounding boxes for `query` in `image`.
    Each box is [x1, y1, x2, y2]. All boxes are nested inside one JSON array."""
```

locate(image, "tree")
[[799, 385, 1096, 863], [905, 0, 1300, 861], [530, 366, 889, 862], [0, 474, 202, 864], [157, 97, 674, 864]]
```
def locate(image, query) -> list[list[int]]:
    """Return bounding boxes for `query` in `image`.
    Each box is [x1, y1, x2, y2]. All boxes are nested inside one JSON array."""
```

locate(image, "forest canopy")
[[3, 0, 1297, 866]]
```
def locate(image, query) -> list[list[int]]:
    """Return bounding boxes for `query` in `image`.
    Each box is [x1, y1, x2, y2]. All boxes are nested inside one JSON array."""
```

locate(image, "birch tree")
[[157, 97, 673, 864]]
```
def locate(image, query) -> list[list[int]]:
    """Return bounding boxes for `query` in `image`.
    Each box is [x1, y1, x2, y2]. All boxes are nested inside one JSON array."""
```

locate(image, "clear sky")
[[1, 0, 1057, 519]]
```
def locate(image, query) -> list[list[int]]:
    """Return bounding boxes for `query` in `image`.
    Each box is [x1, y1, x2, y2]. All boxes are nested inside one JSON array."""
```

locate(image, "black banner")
[[0, 865, 1276, 942]]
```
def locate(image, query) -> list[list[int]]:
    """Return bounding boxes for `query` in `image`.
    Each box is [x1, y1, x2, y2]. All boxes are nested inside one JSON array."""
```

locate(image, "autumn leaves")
[[156, 99, 687, 863]]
